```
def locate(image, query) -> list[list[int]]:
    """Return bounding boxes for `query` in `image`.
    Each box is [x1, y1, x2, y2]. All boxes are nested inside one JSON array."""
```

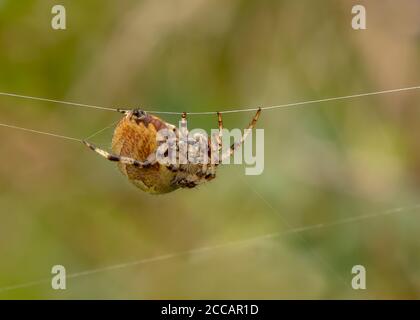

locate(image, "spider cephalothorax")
[[83, 108, 261, 194]]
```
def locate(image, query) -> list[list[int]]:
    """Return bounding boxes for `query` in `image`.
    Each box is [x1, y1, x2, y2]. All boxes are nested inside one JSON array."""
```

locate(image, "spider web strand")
[[0, 123, 81, 142], [0, 85, 419, 115]]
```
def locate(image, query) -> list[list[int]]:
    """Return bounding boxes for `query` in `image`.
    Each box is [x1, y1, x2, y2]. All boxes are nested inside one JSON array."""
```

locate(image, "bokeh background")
[[0, 0, 420, 299]]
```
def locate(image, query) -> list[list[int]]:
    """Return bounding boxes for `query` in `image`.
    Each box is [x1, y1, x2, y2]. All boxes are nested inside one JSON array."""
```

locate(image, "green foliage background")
[[0, 0, 420, 299]]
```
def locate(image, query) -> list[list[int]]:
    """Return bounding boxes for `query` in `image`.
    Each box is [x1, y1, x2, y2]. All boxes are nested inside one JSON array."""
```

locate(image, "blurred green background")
[[0, 0, 420, 299]]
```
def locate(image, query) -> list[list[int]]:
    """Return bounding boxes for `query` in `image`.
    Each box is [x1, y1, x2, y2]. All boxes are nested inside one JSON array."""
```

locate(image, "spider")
[[83, 108, 261, 194]]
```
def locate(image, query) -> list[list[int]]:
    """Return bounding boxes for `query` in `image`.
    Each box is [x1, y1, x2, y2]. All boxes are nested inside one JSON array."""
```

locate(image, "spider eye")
[[132, 109, 146, 118]]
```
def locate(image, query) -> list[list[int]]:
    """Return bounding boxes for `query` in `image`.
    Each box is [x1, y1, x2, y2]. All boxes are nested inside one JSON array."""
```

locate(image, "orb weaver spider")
[[83, 108, 261, 194]]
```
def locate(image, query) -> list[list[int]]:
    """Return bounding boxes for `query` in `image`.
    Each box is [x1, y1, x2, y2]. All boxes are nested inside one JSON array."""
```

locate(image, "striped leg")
[[217, 112, 223, 152], [210, 112, 224, 166], [221, 108, 262, 161], [83, 140, 155, 168]]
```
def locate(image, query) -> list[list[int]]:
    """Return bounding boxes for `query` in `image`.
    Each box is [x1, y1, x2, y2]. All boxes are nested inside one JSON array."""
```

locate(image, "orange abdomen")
[[111, 116, 178, 194]]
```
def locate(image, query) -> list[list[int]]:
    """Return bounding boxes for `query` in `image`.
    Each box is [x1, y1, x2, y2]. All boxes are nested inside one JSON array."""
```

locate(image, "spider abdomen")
[[111, 115, 178, 194]]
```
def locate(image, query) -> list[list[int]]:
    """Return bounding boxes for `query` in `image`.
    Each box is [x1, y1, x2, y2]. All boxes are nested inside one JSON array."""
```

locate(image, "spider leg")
[[178, 112, 189, 165], [116, 108, 128, 115], [216, 112, 224, 163], [217, 112, 223, 151], [217, 111, 223, 136], [221, 108, 262, 161], [82, 140, 155, 168], [181, 112, 188, 131]]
